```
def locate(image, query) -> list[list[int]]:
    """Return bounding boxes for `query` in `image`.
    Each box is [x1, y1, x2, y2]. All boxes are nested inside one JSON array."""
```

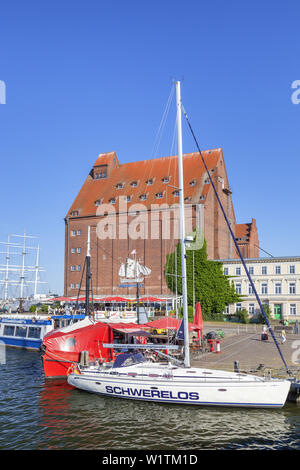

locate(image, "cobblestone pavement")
[[191, 330, 300, 376]]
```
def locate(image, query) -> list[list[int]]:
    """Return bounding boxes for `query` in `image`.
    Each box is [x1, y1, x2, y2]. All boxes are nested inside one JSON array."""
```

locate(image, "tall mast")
[[4, 235, 10, 300], [20, 230, 26, 299], [85, 226, 91, 317], [176, 81, 190, 368], [34, 244, 40, 299]]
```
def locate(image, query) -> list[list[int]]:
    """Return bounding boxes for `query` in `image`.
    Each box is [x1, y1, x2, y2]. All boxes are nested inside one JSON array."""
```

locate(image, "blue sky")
[[0, 0, 299, 295]]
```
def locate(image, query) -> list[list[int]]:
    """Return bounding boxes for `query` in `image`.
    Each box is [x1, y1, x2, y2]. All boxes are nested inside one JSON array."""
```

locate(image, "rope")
[[181, 103, 291, 375]]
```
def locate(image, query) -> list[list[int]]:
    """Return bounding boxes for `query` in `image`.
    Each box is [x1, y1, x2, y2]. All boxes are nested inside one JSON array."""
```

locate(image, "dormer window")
[[189, 180, 196, 186], [109, 198, 116, 205], [199, 195, 205, 201], [95, 199, 102, 206], [71, 210, 79, 216], [116, 182, 124, 190], [185, 196, 191, 202], [146, 178, 154, 185], [130, 181, 138, 187], [172, 190, 179, 197], [156, 192, 164, 199], [204, 178, 210, 184], [162, 176, 170, 183], [95, 170, 107, 179], [125, 195, 131, 202], [139, 194, 147, 201]]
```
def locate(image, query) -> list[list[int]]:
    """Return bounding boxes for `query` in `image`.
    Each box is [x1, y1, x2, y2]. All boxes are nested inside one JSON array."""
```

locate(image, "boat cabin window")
[[112, 353, 146, 368], [3, 325, 15, 336], [28, 327, 41, 339], [15, 326, 27, 337]]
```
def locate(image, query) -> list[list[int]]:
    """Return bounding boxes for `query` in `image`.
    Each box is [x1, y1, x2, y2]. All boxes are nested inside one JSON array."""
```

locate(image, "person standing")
[[281, 329, 286, 344]]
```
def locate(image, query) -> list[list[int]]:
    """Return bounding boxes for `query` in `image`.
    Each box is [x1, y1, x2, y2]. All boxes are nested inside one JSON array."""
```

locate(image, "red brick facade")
[[64, 150, 259, 296]]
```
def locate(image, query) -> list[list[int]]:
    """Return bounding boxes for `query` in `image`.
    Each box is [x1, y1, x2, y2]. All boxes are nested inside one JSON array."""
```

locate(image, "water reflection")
[[1, 349, 300, 450]]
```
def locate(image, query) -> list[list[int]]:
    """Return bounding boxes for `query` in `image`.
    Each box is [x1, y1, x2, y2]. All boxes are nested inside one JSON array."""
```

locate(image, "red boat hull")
[[41, 320, 114, 378]]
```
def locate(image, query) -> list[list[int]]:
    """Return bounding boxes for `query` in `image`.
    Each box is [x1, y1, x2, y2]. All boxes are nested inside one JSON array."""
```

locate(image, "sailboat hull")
[[67, 363, 290, 409]]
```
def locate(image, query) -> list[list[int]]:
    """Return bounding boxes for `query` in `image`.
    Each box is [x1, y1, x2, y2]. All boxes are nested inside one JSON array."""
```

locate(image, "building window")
[[249, 266, 254, 275], [71, 283, 75, 289], [224, 267, 229, 275], [146, 178, 154, 185], [249, 303, 255, 315], [204, 178, 210, 184], [76, 265, 81, 271], [71, 210, 79, 216], [109, 198, 116, 204], [289, 282, 296, 294], [139, 194, 147, 201], [290, 265, 296, 274], [261, 283, 268, 295], [95, 199, 102, 206], [71, 230, 76, 236], [77, 230, 81, 236], [172, 190, 179, 197], [185, 196, 191, 202], [275, 282, 282, 294], [261, 266, 267, 275], [116, 182, 124, 189], [162, 176, 170, 183], [71, 248, 76, 254], [275, 265, 281, 275], [95, 170, 107, 179], [235, 283, 242, 294], [235, 267, 241, 276], [290, 304, 296, 315], [156, 192, 164, 199], [189, 180, 196, 186], [235, 303, 242, 312], [125, 195, 131, 202], [77, 248, 81, 254], [248, 283, 254, 295], [71, 265, 75, 271], [130, 181, 138, 187]]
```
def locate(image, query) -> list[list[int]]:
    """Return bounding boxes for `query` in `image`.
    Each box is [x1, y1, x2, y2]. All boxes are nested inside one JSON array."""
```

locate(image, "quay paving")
[[191, 327, 300, 377]]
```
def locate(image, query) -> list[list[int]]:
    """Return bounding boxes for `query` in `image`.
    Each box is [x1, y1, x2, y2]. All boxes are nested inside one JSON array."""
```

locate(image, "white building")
[[219, 256, 300, 321]]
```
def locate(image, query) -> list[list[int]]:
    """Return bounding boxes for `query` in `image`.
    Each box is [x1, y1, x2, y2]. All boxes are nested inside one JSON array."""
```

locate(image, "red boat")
[[41, 312, 203, 378]]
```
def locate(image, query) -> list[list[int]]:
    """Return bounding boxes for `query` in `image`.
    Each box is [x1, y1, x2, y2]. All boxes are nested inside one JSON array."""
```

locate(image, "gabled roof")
[[235, 219, 257, 242], [67, 149, 224, 218]]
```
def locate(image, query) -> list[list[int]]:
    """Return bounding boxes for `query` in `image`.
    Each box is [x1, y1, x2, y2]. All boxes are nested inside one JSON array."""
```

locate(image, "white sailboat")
[[67, 81, 291, 408]]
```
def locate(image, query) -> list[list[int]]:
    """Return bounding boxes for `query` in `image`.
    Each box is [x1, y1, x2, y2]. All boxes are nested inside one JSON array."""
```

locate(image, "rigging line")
[[150, 85, 175, 160], [254, 243, 274, 258], [181, 103, 291, 375], [143, 85, 175, 192]]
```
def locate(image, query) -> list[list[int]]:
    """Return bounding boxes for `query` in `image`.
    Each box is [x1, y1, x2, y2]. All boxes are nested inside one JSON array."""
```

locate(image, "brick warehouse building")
[[64, 150, 259, 297]]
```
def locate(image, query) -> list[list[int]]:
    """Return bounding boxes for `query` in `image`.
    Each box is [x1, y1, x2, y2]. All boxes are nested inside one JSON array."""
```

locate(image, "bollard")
[[216, 340, 221, 353]]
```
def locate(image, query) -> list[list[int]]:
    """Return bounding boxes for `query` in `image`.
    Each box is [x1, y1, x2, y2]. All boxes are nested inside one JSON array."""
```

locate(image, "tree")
[[164, 239, 241, 320]]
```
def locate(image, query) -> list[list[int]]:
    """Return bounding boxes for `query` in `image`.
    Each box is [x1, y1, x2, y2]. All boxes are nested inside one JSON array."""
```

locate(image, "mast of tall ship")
[[176, 80, 190, 368]]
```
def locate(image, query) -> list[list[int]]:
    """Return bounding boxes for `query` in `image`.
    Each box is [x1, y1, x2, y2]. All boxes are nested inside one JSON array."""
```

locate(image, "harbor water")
[[1, 348, 300, 450]]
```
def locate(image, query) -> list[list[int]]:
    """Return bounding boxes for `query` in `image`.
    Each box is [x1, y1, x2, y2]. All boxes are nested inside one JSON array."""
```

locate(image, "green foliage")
[[37, 304, 49, 313], [236, 308, 250, 324], [256, 304, 271, 324], [29, 305, 37, 313], [165, 239, 241, 320]]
